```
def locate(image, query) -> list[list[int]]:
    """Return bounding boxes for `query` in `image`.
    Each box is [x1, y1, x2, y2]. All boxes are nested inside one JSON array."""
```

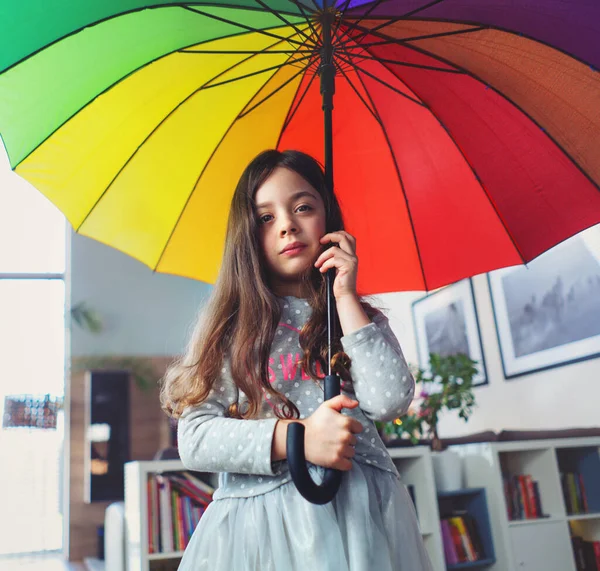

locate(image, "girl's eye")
[[258, 214, 273, 225], [296, 204, 312, 213]]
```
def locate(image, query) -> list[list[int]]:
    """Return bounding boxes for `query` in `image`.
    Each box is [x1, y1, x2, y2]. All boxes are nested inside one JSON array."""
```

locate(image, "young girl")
[[161, 149, 432, 571]]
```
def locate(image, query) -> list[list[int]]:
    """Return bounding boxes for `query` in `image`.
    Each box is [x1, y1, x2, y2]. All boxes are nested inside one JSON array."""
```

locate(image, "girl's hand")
[[314, 231, 358, 300], [301, 395, 364, 471]]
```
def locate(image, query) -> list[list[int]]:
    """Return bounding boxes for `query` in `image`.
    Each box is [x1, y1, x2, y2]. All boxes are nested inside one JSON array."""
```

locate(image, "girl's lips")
[[281, 245, 307, 256]]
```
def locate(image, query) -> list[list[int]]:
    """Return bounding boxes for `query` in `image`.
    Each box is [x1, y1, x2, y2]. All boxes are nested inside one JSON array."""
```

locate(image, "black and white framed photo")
[[412, 279, 488, 387], [488, 231, 600, 379]]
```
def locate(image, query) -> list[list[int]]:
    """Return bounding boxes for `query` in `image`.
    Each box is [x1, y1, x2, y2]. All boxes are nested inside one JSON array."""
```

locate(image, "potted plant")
[[377, 352, 478, 491]]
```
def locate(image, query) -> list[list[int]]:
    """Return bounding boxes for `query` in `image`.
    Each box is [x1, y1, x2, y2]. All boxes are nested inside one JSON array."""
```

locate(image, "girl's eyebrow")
[[256, 191, 317, 210]]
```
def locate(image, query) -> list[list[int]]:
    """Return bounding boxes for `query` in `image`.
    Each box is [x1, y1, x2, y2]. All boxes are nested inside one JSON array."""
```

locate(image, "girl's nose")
[[280, 225, 298, 236], [280, 216, 297, 236]]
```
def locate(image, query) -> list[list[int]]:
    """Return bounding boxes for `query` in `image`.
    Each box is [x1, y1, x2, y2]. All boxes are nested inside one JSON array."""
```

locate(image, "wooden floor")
[[0, 554, 84, 570]]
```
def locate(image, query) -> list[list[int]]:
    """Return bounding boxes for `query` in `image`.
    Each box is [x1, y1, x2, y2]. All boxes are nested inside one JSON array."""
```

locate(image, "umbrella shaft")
[[320, 12, 335, 191], [320, 11, 336, 374]]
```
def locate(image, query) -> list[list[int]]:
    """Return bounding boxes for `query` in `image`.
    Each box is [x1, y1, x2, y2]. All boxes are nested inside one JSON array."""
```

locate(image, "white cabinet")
[[453, 437, 600, 571]]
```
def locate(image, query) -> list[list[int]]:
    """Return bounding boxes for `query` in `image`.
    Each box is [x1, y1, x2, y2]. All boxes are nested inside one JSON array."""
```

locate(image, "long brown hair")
[[160, 150, 378, 419]]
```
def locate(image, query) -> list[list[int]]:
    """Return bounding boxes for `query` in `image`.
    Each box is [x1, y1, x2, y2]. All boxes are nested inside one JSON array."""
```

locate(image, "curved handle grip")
[[286, 374, 342, 505]]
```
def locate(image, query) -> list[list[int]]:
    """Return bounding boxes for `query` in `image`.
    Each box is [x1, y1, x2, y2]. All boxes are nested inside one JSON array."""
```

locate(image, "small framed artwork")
[[412, 278, 488, 386], [488, 232, 600, 379]]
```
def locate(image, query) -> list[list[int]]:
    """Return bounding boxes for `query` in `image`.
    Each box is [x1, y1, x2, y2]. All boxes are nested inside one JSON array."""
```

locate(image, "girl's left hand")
[[314, 231, 358, 300]]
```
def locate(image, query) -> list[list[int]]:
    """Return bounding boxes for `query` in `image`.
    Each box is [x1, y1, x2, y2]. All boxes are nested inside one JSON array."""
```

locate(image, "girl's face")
[[255, 167, 326, 296]]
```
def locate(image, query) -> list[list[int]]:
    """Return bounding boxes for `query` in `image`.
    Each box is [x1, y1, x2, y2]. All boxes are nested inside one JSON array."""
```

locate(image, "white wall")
[[70, 231, 212, 357], [377, 270, 600, 437]]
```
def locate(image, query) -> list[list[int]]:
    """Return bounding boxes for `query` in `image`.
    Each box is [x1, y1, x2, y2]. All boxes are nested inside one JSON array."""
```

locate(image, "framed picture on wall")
[[412, 278, 488, 387], [488, 232, 600, 379]]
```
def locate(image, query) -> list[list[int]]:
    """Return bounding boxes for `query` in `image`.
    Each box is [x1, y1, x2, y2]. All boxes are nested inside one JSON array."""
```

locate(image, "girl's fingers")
[[313, 246, 336, 268], [344, 445, 356, 460], [318, 255, 354, 273], [320, 231, 356, 255], [337, 458, 353, 472], [315, 248, 354, 271]]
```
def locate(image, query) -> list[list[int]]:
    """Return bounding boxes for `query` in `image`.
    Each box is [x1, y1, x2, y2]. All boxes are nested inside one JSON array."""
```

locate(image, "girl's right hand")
[[302, 394, 364, 471]]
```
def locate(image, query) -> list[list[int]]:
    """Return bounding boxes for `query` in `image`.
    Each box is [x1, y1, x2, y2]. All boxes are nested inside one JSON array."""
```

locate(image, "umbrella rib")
[[335, 25, 486, 50], [279, 69, 319, 136], [238, 55, 318, 118], [338, 50, 464, 73], [251, 0, 315, 45], [75, 32, 304, 232], [349, 69, 430, 291], [351, 24, 600, 196], [182, 1, 300, 16], [334, 52, 425, 107], [334, 63, 381, 124], [11, 23, 302, 170], [202, 53, 314, 89], [285, 0, 321, 43], [180, 48, 313, 54], [182, 6, 308, 47], [154, 46, 315, 272]]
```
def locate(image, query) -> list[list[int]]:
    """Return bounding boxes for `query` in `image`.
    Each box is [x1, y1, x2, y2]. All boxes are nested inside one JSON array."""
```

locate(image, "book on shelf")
[[561, 472, 590, 515], [502, 473, 549, 521], [571, 535, 600, 571], [439, 511, 484, 565], [147, 471, 214, 555]]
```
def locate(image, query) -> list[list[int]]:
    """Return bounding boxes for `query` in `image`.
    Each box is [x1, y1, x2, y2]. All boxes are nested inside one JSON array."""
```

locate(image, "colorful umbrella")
[[1, 1, 599, 295], [2, 0, 600, 503]]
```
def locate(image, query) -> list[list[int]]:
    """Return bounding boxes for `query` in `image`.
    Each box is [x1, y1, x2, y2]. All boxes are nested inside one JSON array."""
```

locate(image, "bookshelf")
[[452, 437, 600, 571], [124, 460, 217, 571]]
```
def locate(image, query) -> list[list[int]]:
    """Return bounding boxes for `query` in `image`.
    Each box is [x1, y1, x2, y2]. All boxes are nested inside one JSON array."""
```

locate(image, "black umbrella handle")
[[286, 373, 342, 504]]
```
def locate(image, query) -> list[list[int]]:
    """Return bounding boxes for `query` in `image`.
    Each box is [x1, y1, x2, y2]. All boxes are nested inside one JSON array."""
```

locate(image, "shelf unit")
[[124, 460, 217, 571], [451, 437, 600, 571]]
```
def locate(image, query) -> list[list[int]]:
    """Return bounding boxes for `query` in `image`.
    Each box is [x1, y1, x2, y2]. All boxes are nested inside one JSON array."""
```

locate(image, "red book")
[[593, 541, 600, 568], [518, 475, 530, 518], [178, 495, 186, 550], [524, 475, 538, 518]]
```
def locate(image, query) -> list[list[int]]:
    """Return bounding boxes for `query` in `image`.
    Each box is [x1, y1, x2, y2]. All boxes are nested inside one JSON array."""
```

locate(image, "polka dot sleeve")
[[340, 311, 415, 422], [177, 365, 279, 476]]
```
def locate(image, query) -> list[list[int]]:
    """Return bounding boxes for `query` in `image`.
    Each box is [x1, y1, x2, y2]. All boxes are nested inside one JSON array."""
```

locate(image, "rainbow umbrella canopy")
[[1, 0, 600, 294]]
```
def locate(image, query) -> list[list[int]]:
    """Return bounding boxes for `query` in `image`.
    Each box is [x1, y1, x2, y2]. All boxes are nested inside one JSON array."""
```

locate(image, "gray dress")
[[177, 296, 432, 570]]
